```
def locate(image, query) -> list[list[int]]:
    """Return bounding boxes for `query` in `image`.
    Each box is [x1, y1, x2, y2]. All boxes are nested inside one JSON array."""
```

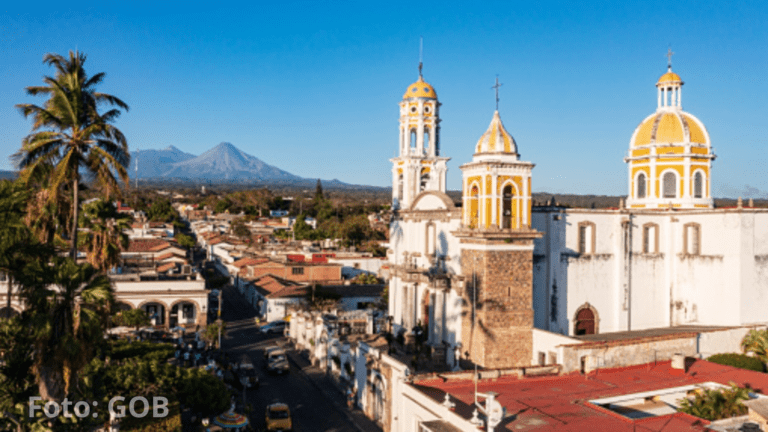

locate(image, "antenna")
[[418, 36, 423, 78]]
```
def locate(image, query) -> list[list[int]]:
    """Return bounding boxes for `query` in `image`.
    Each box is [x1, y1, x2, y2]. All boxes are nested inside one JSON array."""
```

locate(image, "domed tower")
[[460, 110, 534, 229], [390, 70, 450, 210], [454, 80, 541, 370], [625, 59, 715, 209]]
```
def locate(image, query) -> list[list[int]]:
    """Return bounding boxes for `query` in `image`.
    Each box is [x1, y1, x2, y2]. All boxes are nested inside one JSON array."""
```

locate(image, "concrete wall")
[[560, 335, 697, 374], [697, 326, 768, 359], [532, 328, 581, 365]]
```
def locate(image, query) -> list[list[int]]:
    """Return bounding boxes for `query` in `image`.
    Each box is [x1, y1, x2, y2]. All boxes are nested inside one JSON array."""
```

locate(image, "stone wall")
[[459, 242, 535, 369]]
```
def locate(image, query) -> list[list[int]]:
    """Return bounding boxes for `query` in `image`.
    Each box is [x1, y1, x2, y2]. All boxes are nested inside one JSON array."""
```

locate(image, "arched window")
[[693, 172, 703, 198], [423, 127, 430, 153], [397, 174, 403, 200], [637, 173, 646, 198], [502, 185, 514, 229], [409, 129, 417, 152], [468, 185, 479, 228], [663, 172, 677, 198], [574, 305, 597, 335], [420, 170, 430, 192]]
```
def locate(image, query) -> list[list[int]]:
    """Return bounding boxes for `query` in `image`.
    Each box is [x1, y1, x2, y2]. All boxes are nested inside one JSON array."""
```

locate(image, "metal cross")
[[666, 47, 674, 69], [491, 75, 503, 111], [418, 36, 424, 77]]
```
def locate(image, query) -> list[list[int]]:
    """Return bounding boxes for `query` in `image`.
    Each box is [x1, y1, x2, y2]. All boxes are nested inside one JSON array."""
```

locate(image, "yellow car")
[[265, 403, 292, 431]]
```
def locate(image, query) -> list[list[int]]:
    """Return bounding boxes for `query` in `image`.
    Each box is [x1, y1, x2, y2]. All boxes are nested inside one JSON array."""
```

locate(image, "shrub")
[[678, 383, 750, 421], [707, 353, 765, 372]]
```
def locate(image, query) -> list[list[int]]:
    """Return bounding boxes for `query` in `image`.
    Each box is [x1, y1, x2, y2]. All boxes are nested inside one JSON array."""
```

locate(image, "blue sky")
[[1, 1, 767, 197]]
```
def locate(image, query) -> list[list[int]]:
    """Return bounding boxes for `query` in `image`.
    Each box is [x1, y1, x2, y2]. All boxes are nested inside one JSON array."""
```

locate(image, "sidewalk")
[[285, 349, 383, 432]]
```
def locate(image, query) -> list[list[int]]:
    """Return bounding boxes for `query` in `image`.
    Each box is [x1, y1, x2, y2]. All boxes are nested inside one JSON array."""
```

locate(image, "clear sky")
[[1, 1, 767, 197]]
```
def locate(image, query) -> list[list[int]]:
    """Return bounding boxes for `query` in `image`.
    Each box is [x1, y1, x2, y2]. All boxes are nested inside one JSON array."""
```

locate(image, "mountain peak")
[[164, 145, 180, 152]]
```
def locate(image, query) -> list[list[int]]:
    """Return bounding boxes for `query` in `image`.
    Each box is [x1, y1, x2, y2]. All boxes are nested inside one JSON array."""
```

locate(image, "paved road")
[[219, 284, 362, 432]]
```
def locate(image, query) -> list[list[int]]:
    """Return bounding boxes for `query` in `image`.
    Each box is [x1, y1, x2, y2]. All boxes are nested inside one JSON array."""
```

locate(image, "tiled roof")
[[126, 239, 169, 253], [156, 263, 176, 273], [149, 242, 172, 252], [251, 274, 306, 298], [232, 257, 269, 268], [413, 359, 768, 431]]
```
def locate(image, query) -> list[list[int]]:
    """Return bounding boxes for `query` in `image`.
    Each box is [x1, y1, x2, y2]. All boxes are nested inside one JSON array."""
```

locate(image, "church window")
[[425, 223, 436, 256], [410, 129, 417, 151], [574, 305, 597, 335], [577, 222, 595, 255], [643, 223, 658, 253], [684, 223, 701, 255], [663, 172, 677, 198], [410, 106, 417, 113], [424, 105, 430, 113], [397, 174, 404, 201], [420, 172, 430, 192], [423, 128, 430, 153], [637, 173, 646, 198], [468, 185, 480, 228], [693, 172, 704, 198]]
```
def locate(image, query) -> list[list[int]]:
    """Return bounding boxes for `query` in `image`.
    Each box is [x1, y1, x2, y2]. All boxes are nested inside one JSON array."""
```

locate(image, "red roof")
[[251, 274, 306, 298], [156, 263, 176, 273], [232, 257, 269, 268], [126, 239, 169, 253], [149, 242, 172, 252], [413, 359, 768, 431]]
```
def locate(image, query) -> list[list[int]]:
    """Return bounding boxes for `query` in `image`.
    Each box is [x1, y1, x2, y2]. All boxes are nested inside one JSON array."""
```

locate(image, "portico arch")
[[169, 299, 200, 327], [138, 300, 168, 327], [0, 306, 21, 319]]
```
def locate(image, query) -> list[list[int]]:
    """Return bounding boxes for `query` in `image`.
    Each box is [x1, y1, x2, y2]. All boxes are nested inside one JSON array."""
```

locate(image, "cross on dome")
[[667, 47, 674, 70], [491, 75, 503, 111]]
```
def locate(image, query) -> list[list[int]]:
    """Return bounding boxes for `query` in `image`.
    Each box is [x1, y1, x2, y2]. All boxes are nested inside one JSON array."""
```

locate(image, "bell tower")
[[455, 79, 541, 369], [391, 66, 449, 210]]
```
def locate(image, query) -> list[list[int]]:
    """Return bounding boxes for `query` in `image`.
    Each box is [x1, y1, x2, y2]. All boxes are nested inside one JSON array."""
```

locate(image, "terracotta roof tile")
[[126, 239, 169, 253], [156, 263, 176, 273]]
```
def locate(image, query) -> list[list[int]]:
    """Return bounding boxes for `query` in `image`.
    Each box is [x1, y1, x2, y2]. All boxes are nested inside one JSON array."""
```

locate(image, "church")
[[386, 59, 768, 370]]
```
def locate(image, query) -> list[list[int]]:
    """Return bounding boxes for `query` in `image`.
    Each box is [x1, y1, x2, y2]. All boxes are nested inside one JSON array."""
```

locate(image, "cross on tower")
[[666, 47, 674, 69], [491, 75, 503, 111]]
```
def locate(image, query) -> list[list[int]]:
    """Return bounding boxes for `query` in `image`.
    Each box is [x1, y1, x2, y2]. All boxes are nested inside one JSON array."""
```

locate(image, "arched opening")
[[0, 307, 19, 319], [693, 172, 703, 198], [397, 174, 403, 202], [637, 173, 646, 198], [373, 375, 385, 424], [468, 185, 479, 228], [170, 301, 197, 327], [409, 129, 417, 153], [423, 127, 430, 153], [420, 170, 430, 192], [663, 172, 677, 198], [421, 290, 430, 332], [574, 306, 597, 335], [141, 302, 166, 326], [502, 184, 514, 229]]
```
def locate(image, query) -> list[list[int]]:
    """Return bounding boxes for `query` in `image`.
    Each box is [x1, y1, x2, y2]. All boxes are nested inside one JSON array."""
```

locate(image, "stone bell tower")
[[455, 87, 541, 369]]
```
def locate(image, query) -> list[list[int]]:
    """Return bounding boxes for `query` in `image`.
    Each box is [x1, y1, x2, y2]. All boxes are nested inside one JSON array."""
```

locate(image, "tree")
[[115, 308, 150, 330], [677, 383, 750, 421], [14, 50, 130, 260], [231, 218, 251, 239], [202, 321, 227, 349], [175, 232, 196, 249], [741, 329, 768, 365], [353, 273, 380, 285], [22, 257, 114, 402], [315, 179, 323, 201], [147, 198, 177, 222], [214, 199, 231, 214], [79, 199, 131, 272]]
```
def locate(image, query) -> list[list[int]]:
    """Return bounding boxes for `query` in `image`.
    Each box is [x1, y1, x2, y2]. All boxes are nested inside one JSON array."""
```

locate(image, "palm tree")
[[14, 50, 130, 261], [741, 329, 768, 365], [21, 257, 114, 402], [79, 199, 131, 272]]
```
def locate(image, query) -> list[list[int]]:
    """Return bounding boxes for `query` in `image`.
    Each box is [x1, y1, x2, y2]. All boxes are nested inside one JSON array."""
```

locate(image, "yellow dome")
[[631, 112, 709, 147], [475, 111, 517, 154], [657, 70, 682, 85], [403, 76, 437, 99]]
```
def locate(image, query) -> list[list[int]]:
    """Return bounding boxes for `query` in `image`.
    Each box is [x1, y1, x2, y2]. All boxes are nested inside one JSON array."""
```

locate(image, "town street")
[[219, 284, 364, 432]]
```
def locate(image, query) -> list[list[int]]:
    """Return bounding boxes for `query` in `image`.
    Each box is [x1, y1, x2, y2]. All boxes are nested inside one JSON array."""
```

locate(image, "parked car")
[[265, 403, 292, 431], [260, 320, 288, 335], [264, 346, 283, 361]]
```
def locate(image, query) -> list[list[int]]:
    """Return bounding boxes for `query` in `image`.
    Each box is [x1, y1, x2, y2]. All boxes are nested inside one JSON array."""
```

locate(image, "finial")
[[749, 198, 754, 208], [491, 75, 503, 111], [738, 197, 743, 209], [418, 36, 423, 78], [666, 46, 674, 71]]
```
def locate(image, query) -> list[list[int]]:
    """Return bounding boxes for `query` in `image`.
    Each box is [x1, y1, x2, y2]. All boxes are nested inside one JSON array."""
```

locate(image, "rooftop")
[[412, 359, 768, 431]]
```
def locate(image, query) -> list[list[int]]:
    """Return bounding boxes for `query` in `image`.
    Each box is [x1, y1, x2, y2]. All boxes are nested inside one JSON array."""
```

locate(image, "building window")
[[574, 304, 598, 335], [292, 267, 304, 275], [423, 127, 430, 153], [642, 223, 658, 253], [397, 174, 404, 201], [663, 172, 677, 198], [693, 172, 704, 198], [410, 129, 417, 151], [468, 185, 480, 228], [502, 184, 514, 229], [684, 223, 701, 255], [637, 173, 646, 198], [577, 222, 595, 255], [538, 352, 546, 366], [420, 171, 430, 192], [424, 222, 436, 256]]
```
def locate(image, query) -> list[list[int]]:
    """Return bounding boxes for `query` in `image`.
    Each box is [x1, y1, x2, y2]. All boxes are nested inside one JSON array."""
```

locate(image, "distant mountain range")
[[126, 142, 370, 189]]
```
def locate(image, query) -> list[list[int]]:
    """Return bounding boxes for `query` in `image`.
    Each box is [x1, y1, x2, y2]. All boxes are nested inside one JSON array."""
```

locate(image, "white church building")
[[386, 61, 768, 370]]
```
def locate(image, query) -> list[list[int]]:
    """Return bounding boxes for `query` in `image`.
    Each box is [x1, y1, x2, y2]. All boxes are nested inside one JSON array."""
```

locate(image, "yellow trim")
[[403, 77, 437, 100], [691, 157, 709, 164], [630, 204, 645, 208], [694, 204, 709, 208], [634, 116, 655, 146], [658, 157, 685, 162], [397, 168, 403, 175], [683, 114, 707, 144], [632, 148, 650, 157], [421, 167, 431, 174], [691, 147, 708, 155], [657, 71, 682, 83], [484, 198, 492, 228], [658, 146, 684, 154], [485, 176, 492, 196]]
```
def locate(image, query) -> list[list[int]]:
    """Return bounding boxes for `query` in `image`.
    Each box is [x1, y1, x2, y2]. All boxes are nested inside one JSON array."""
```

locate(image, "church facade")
[[387, 63, 768, 370]]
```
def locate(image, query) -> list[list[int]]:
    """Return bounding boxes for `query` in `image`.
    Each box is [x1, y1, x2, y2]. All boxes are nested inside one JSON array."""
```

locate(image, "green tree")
[[115, 308, 150, 330], [14, 50, 130, 260], [214, 199, 231, 214], [293, 214, 313, 240], [677, 383, 750, 421], [315, 179, 323, 201], [202, 321, 227, 349], [353, 273, 380, 285], [741, 329, 768, 365], [231, 218, 251, 239], [79, 199, 131, 272], [174, 232, 196, 249], [339, 214, 373, 246], [0, 317, 38, 432], [23, 257, 114, 402], [147, 198, 177, 222]]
